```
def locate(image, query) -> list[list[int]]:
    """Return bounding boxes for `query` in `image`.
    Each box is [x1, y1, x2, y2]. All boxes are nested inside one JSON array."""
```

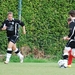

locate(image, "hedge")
[[0, 0, 75, 60]]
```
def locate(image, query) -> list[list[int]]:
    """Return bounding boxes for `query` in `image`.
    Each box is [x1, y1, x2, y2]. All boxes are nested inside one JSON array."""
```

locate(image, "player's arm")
[[0, 21, 7, 31], [63, 23, 72, 40], [63, 30, 72, 40], [22, 26, 26, 34], [63, 29, 71, 40], [1, 25, 7, 30], [17, 19, 26, 34], [0, 25, 7, 31]]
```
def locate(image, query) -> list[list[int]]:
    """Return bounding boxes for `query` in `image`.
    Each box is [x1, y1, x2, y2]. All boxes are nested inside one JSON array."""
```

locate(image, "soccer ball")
[[58, 59, 65, 68]]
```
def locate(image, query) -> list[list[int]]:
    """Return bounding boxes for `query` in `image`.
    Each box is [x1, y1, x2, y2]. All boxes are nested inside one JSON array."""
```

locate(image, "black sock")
[[63, 55, 68, 60]]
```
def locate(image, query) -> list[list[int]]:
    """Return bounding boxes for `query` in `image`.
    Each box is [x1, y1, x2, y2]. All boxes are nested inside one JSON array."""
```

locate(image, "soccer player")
[[63, 17, 72, 67], [63, 10, 75, 68], [67, 18, 74, 67], [0, 12, 26, 64]]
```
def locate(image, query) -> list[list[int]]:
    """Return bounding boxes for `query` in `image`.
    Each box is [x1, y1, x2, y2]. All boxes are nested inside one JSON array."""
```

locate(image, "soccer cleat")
[[68, 65, 71, 68], [4, 61, 9, 64], [20, 55, 24, 63]]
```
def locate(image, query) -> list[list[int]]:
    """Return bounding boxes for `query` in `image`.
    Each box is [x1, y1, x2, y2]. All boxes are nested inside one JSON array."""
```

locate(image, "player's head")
[[69, 10, 75, 18], [67, 17, 71, 25], [7, 12, 13, 21]]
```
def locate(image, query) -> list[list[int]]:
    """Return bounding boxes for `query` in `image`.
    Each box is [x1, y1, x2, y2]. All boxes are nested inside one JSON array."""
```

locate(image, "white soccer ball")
[[58, 59, 64, 68]]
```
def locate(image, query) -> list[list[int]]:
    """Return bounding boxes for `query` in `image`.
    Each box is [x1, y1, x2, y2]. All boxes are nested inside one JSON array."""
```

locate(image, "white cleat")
[[20, 56, 24, 63], [4, 61, 9, 64]]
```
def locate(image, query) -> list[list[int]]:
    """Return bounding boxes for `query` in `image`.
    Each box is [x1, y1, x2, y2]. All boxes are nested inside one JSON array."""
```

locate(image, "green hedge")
[[0, 0, 75, 60]]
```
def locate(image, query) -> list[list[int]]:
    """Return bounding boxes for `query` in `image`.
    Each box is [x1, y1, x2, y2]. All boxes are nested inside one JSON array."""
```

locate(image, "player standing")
[[0, 12, 26, 64]]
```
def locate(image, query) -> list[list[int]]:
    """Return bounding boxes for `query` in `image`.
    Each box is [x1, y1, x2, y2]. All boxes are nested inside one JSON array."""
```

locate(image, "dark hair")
[[67, 18, 71, 22], [69, 10, 75, 17]]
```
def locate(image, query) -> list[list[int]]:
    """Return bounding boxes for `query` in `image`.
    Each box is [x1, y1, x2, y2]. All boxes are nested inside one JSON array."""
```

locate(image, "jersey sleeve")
[[68, 23, 72, 38], [68, 22, 75, 38], [0, 20, 7, 29], [16, 19, 24, 27], [68, 30, 72, 37]]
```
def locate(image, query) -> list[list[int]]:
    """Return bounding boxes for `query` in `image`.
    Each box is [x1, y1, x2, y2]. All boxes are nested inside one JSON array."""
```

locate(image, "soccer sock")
[[68, 54, 73, 65], [14, 48, 23, 58], [63, 52, 68, 59], [63, 53, 69, 67], [63, 55, 68, 60], [6, 48, 12, 62], [68, 50, 73, 65]]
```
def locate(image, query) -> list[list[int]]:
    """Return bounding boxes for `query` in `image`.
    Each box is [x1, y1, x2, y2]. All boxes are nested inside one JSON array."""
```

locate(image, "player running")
[[0, 12, 26, 64], [63, 10, 75, 68]]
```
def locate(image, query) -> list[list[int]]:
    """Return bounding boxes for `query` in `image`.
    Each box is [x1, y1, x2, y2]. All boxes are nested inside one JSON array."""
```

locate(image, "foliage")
[[0, 0, 75, 60], [10, 55, 48, 63]]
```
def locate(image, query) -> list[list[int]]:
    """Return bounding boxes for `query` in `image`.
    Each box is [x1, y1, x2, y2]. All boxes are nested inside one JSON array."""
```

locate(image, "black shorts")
[[66, 39, 75, 48], [8, 35, 19, 44]]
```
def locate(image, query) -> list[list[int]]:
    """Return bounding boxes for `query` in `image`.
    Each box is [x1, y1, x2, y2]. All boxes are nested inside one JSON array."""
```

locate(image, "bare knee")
[[12, 44, 17, 50], [8, 42, 14, 48], [63, 47, 71, 55]]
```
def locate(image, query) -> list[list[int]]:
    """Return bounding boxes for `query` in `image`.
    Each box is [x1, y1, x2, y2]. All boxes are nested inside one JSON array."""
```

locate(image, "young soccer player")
[[63, 17, 73, 67], [63, 10, 75, 68], [0, 12, 26, 64]]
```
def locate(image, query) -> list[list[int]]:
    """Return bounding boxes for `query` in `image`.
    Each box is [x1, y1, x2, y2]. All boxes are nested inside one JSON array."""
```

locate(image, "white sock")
[[63, 60, 68, 67], [6, 53, 12, 62], [6, 48, 12, 62], [17, 52, 23, 58], [14, 48, 23, 59]]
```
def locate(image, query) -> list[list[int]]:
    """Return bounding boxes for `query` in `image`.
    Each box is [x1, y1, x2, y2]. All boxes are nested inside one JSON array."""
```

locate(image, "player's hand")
[[63, 36, 70, 40], [23, 31, 26, 34], [66, 37, 70, 40], [2, 26, 7, 30]]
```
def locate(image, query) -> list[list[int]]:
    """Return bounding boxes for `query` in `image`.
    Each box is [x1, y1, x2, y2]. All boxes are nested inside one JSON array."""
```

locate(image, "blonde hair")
[[7, 12, 13, 16]]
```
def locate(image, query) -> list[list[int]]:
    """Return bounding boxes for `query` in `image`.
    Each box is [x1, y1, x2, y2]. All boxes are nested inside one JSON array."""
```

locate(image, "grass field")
[[0, 62, 75, 75]]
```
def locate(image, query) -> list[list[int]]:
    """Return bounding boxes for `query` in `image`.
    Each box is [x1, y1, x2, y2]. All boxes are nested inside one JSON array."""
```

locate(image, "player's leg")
[[12, 44, 24, 63], [71, 48, 75, 57], [63, 47, 71, 67], [66, 41, 75, 67], [4, 35, 17, 64], [68, 48, 75, 67], [11, 35, 24, 63], [4, 41, 13, 64], [63, 40, 74, 68], [68, 50, 73, 67]]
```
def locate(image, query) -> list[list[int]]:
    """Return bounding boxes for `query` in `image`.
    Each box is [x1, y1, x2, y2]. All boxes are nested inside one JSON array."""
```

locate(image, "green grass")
[[10, 55, 49, 63], [0, 62, 75, 75]]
